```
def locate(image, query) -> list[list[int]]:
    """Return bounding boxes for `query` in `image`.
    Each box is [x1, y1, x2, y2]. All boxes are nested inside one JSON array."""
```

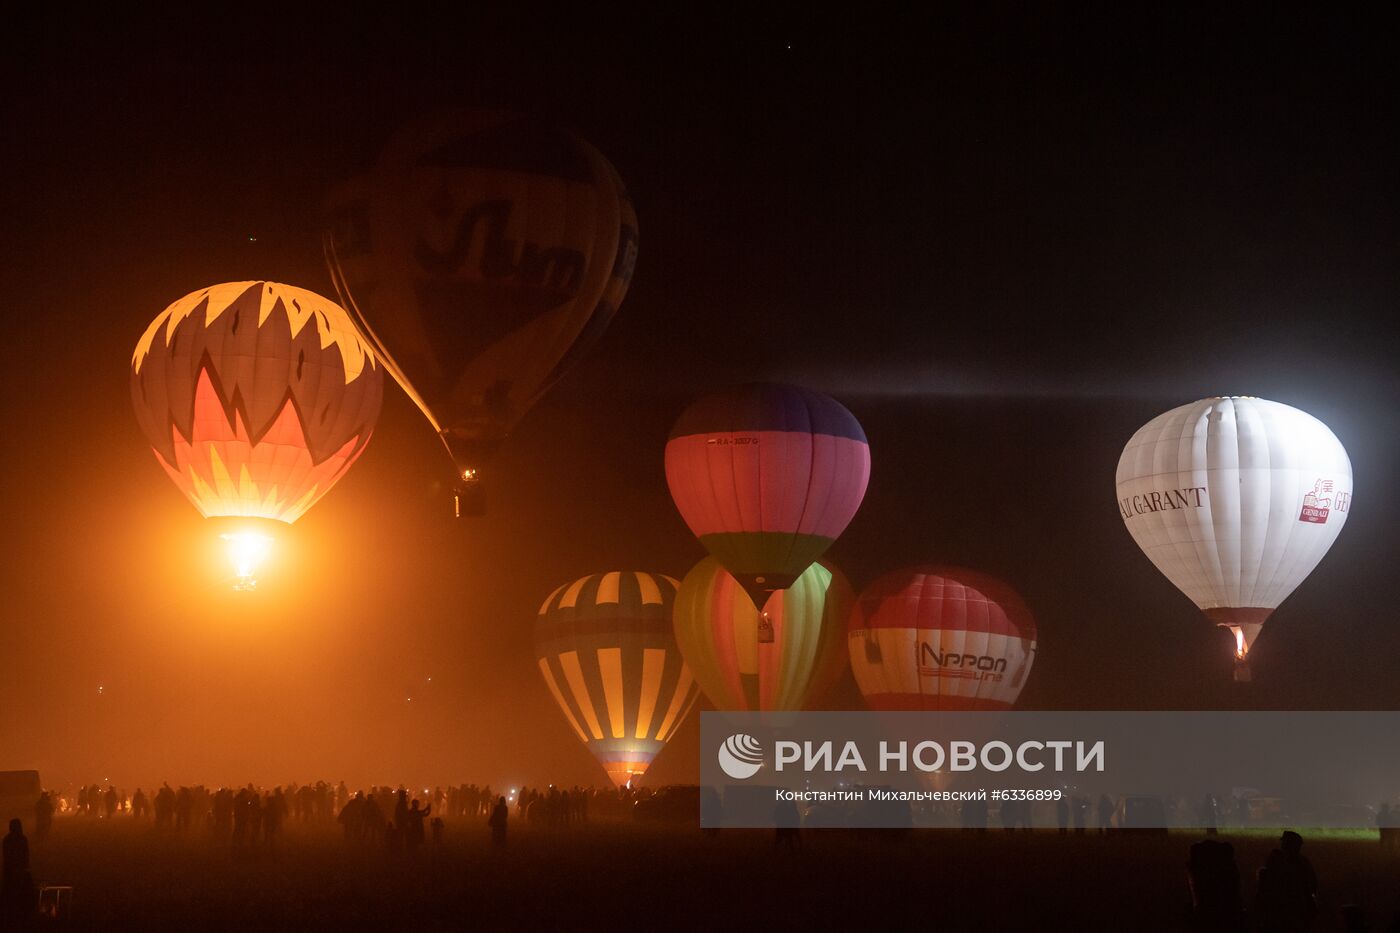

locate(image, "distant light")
[[97, 685, 104, 695], [248, 235, 257, 242]]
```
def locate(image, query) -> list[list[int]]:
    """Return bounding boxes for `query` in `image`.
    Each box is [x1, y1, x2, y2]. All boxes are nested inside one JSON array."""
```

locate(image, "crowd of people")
[[6, 782, 1400, 928], [1186, 831, 1331, 931]]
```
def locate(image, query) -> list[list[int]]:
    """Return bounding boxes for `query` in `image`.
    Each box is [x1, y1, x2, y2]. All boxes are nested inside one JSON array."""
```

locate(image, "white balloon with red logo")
[[1115, 396, 1353, 678]]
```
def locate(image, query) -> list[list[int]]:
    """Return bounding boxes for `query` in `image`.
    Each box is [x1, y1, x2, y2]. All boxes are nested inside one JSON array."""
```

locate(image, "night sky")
[[2, 10, 1396, 790]]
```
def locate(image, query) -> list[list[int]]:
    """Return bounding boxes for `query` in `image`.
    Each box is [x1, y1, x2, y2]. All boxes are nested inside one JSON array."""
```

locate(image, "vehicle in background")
[[1112, 795, 1169, 835], [0, 770, 42, 824]]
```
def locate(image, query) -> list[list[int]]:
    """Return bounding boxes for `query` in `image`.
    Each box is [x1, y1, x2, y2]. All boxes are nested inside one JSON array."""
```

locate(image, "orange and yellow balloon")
[[534, 572, 698, 787], [130, 281, 383, 587]]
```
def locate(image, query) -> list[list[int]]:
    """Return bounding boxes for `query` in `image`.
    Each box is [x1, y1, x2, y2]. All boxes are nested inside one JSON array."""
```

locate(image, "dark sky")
[[2, 10, 1397, 790]]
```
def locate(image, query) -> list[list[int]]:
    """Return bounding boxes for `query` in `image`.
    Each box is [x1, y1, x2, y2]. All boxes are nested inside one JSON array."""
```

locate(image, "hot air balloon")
[[1116, 396, 1353, 680], [673, 557, 853, 711], [130, 282, 383, 589], [324, 111, 638, 515], [534, 572, 699, 787], [848, 567, 1037, 710], [664, 383, 870, 610]]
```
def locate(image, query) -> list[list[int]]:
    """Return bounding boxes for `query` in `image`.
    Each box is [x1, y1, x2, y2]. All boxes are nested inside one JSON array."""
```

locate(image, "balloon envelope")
[[673, 557, 853, 711], [664, 383, 870, 607], [325, 111, 638, 480], [130, 281, 382, 523], [848, 566, 1037, 711], [1115, 396, 1353, 671], [534, 572, 698, 787]]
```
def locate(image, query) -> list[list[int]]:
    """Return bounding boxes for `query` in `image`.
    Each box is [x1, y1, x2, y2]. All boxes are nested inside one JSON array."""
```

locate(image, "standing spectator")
[[1187, 838, 1242, 930], [1097, 794, 1114, 834], [33, 793, 54, 841], [1256, 830, 1318, 931], [488, 796, 509, 847], [1, 819, 38, 920]]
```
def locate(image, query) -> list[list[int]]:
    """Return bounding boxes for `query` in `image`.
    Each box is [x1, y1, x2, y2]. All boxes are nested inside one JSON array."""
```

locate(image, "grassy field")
[[13, 818, 1400, 931]]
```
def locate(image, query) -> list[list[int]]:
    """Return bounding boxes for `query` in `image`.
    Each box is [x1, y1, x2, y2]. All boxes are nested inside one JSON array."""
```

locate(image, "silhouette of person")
[[1097, 794, 1114, 835], [1187, 838, 1242, 931], [1201, 793, 1219, 836], [1256, 830, 1318, 931], [1056, 796, 1069, 835], [1, 818, 38, 920], [1376, 803, 1396, 851], [403, 800, 431, 853], [362, 794, 385, 842], [1073, 795, 1088, 834], [488, 795, 508, 847], [264, 789, 286, 847], [338, 792, 364, 841], [33, 792, 54, 842]]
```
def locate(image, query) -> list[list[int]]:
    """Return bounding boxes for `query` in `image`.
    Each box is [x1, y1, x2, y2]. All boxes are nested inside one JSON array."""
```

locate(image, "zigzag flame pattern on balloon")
[[130, 281, 382, 522], [156, 369, 367, 522]]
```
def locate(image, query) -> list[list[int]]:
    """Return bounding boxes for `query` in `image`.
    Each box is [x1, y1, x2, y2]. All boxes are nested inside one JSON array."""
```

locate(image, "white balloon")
[[1116, 397, 1352, 675]]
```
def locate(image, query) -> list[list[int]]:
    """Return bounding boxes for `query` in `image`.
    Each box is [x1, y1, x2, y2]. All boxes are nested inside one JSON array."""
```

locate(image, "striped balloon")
[[673, 558, 853, 711], [534, 572, 699, 787], [848, 567, 1037, 711], [664, 383, 870, 608]]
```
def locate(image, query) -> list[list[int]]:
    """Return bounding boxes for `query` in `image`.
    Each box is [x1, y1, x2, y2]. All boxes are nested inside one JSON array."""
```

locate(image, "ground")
[[14, 819, 1400, 931]]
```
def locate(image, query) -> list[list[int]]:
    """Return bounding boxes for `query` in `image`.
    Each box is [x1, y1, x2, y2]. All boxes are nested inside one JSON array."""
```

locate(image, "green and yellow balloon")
[[673, 558, 853, 710]]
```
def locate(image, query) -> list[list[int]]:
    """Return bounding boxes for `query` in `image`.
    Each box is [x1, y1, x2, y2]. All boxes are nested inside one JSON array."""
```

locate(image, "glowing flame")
[[221, 532, 272, 591], [1232, 626, 1247, 661], [158, 369, 364, 523]]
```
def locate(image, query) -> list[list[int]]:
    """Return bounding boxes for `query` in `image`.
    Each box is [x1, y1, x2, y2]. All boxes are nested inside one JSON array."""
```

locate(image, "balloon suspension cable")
[[322, 233, 442, 433]]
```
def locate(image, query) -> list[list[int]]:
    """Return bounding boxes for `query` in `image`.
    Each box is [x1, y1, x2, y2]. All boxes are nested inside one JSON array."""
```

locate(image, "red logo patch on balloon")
[[1298, 479, 1333, 524]]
